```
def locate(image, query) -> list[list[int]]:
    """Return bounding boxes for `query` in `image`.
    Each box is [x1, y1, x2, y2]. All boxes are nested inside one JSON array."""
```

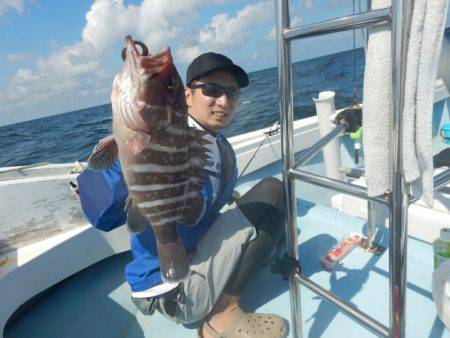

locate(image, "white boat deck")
[[0, 163, 86, 255], [4, 155, 449, 338]]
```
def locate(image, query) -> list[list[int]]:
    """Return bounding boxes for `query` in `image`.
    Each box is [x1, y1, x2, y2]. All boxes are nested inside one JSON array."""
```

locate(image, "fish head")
[[112, 36, 186, 134]]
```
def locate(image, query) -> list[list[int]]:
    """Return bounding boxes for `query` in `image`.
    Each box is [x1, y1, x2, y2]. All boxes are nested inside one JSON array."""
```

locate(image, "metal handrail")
[[275, 1, 303, 337], [288, 168, 388, 204], [294, 124, 346, 168], [284, 8, 391, 41], [294, 273, 390, 337], [389, 1, 412, 336], [410, 168, 450, 203], [433, 168, 450, 192], [275, 0, 412, 337]]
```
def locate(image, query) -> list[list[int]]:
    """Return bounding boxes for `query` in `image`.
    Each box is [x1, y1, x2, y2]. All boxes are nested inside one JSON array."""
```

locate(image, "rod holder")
[[313, 91, 343, 180]]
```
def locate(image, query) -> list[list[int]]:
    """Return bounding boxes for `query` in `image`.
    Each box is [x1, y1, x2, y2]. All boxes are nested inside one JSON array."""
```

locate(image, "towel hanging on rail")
[[362, 0, 449, 204], [362, 0, 392, 197], [402, 0, 449, 206]]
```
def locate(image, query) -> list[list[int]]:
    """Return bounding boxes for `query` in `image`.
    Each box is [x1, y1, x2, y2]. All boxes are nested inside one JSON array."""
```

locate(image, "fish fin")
[[125, 132, 151, 155], [125, 197, 148, 233], [182, 127, 210, 226], [88, 135, 118, 169]]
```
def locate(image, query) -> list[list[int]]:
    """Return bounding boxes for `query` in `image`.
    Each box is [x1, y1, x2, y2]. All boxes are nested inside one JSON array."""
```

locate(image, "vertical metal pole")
[[366, 0, 372, 50], [366, 200, 377, 249], [390, 0, 412, 337], [275, 1, 303, 337]]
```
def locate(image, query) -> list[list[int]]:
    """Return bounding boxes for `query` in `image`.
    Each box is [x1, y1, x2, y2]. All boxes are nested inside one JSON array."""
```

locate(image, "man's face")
[[185, 69, 239, 132]]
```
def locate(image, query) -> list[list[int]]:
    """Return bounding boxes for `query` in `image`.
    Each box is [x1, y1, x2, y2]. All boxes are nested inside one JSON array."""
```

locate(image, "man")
[[78, 52, 287, 338]]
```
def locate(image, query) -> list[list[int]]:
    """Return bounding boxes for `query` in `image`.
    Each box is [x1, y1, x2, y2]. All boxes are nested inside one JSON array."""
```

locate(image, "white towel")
[[363, 0, 449, 202], [402, 0, 449, 206], [362, 0, 392, 197]]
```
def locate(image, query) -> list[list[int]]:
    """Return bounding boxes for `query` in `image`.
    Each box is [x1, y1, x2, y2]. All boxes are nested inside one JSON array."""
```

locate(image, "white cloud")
[[266, 15, 300, 42], [0, 0, 276, 125], [267, 27, 276, 41], [81, 0, 138, 53], [5, 51, 33, 62], [176, 1, 273, 63], [291, 15, 301, 27], [0, 0, 24, 15], [199, 1, 272, 48], [12, 68, 38, 83], [0, 39, 107, 118], [252, 52, 258, 60], [175, 45, 202, 64], [137, 0, 202, 51], [1, 0, 209, 123], [36, 42, 100, 79], [304, 0, 313, 10]]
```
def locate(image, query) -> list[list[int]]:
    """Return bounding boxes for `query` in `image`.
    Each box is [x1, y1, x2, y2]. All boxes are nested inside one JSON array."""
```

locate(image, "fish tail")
[[157, 241, 190, 283], [153, 222, 190, 283]]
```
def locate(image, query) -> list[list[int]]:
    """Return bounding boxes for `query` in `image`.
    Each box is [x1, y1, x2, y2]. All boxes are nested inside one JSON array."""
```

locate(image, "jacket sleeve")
[[77, 160, 128, 231]]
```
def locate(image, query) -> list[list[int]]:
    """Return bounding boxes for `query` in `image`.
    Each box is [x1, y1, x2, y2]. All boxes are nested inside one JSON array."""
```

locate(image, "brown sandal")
[[197, 307, 287, 338]]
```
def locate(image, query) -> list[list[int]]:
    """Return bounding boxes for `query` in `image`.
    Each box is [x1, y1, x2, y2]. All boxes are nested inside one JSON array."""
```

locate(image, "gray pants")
[[133, 203, 256, 324]]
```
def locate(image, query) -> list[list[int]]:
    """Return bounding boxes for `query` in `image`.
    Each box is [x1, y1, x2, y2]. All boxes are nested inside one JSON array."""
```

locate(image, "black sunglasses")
[[189, 83, 240, 101]]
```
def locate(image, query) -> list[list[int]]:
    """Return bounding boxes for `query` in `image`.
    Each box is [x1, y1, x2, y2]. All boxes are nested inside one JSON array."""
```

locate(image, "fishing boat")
[[1, 1, 449, 337]]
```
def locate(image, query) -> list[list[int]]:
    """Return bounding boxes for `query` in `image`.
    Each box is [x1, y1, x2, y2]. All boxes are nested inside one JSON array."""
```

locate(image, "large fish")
[[88, 36, 209, 282]]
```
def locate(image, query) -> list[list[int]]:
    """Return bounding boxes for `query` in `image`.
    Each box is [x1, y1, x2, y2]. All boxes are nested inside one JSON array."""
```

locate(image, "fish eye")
[[167, 78, 177, 90]]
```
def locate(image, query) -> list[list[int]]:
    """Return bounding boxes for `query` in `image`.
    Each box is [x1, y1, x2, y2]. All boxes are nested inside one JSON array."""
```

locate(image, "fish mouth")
[[119, 36, 175, 134], [122, 36, 172, 78], [122, 36, 149, 81], [122, 36, 149, 62]]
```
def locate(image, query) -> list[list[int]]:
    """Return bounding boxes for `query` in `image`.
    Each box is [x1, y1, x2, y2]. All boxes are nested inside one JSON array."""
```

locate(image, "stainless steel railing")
[[275, 0, 413, 337]]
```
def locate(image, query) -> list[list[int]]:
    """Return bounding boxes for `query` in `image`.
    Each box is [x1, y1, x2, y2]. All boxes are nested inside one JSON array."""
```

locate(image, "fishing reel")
[[335, 106, 363, 165], [334, 106, 362, 134]]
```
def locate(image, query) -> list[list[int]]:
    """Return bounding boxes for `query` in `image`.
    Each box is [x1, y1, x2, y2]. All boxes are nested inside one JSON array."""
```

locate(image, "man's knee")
[[256, 177, 283, 195], [258, 177, 285, 209]]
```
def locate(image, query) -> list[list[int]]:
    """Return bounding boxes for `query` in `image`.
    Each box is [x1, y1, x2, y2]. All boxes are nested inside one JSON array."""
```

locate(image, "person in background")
[[78, 52, 288, 338]]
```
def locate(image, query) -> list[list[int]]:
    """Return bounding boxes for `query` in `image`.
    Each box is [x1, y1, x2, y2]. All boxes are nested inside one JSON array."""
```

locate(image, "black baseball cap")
[[186, 52, 249, 88]]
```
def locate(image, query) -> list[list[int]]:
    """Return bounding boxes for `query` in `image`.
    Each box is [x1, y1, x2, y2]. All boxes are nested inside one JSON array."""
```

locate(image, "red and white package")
[[320, 234, 361, 269]]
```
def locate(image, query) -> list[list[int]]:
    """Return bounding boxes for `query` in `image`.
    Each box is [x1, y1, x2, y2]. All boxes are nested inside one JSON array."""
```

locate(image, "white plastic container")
[[432, 259, 450, 329], [433, 227, 450, 269]]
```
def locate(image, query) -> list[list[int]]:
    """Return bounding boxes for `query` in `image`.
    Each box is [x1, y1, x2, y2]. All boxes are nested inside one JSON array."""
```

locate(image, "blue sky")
[[0, 0, 449, 126]]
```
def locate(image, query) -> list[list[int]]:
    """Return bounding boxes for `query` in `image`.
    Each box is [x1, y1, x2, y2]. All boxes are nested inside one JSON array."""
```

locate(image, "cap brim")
[[191, 63, 249, 88], [221, 64, 249, 88]]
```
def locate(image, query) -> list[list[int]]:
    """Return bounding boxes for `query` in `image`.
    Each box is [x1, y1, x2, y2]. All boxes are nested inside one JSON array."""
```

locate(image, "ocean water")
[[0, 48, 364, 168]]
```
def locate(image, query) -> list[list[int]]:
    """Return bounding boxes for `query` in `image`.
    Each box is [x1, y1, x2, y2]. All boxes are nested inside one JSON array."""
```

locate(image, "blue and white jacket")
[[77, 132, 237, 293]]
